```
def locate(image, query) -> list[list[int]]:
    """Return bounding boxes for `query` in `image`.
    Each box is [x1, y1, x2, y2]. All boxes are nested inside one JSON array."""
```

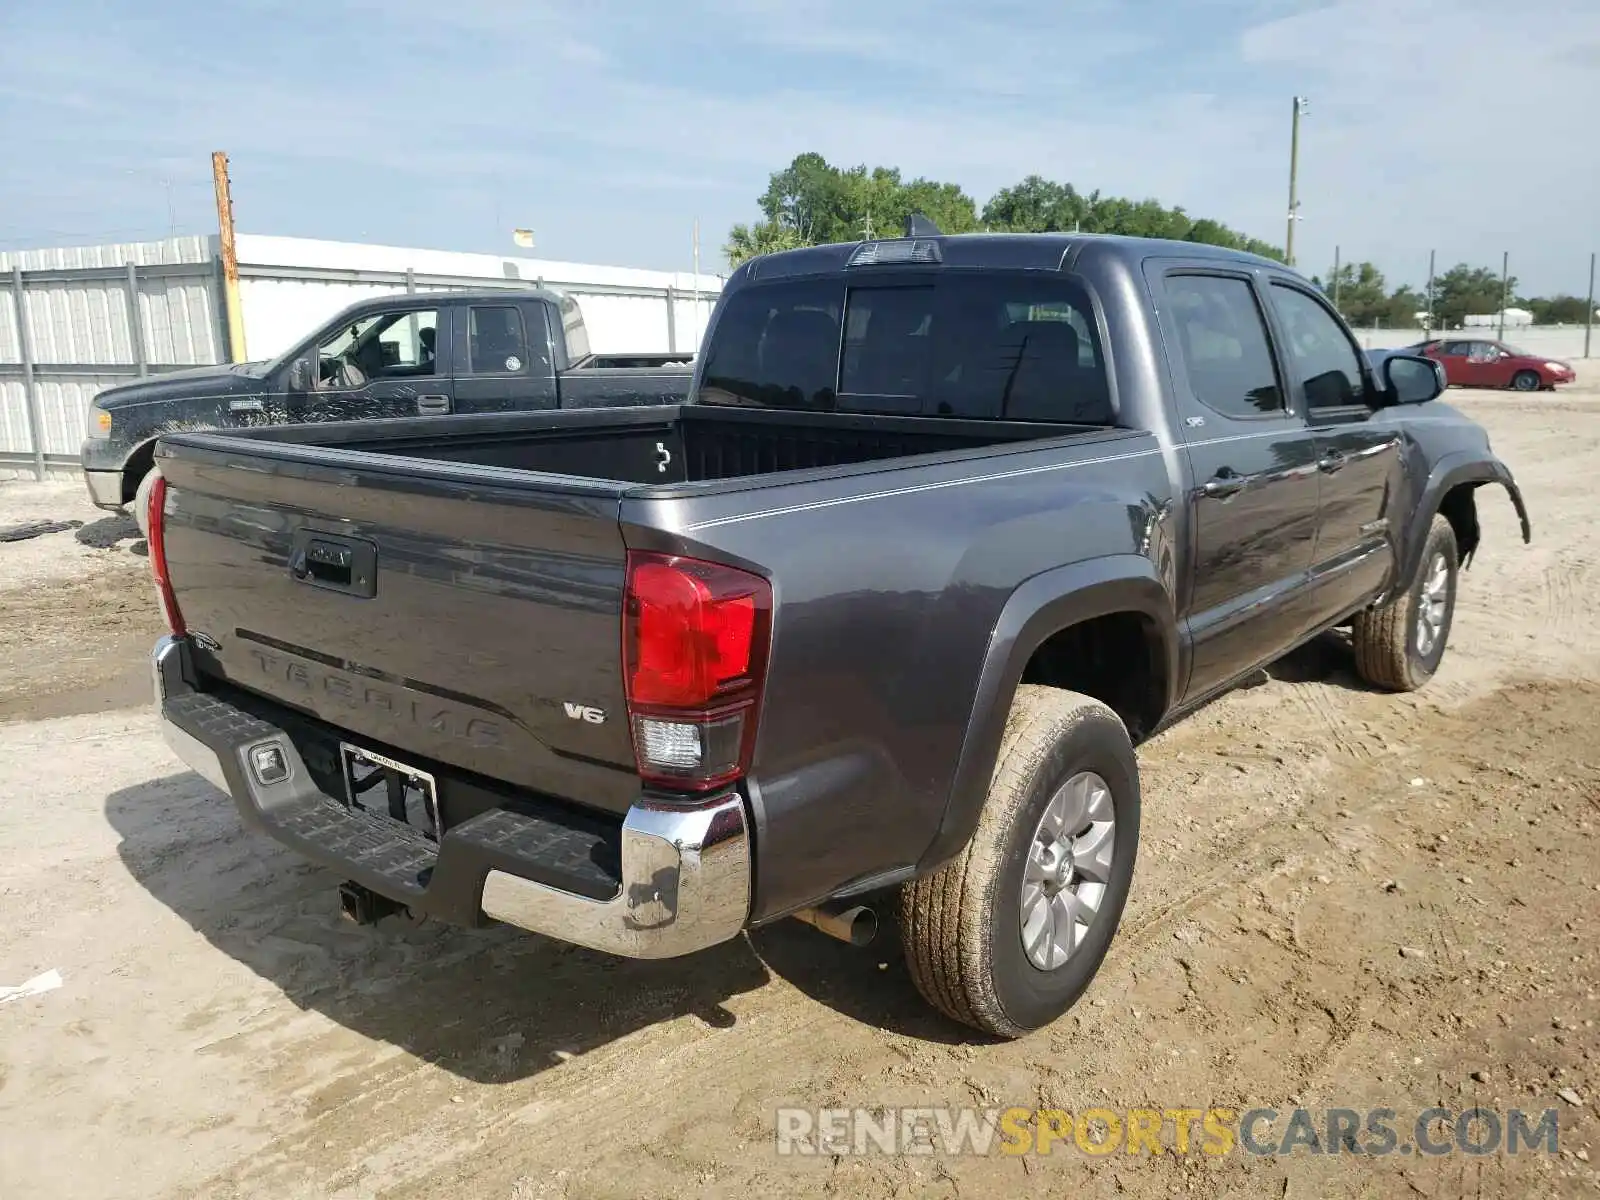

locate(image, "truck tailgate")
[[155, 435, 640, 814]]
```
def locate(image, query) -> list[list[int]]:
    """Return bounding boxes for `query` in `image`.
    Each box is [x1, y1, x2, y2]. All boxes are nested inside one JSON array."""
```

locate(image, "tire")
[[132, 465, 160, 541], [1351, 514, 1458, 692], [898, 686, 1140, 1038], [1511, 370, 1540, 392]]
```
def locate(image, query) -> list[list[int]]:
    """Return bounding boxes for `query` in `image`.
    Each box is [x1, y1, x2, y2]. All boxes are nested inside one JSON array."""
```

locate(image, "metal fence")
[[0, 235, 720, 480], [1353, 325, 1595, 357]]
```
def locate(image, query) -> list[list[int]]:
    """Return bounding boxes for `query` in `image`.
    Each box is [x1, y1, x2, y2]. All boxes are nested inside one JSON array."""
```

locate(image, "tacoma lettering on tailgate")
[[247, 649, 503, 748]]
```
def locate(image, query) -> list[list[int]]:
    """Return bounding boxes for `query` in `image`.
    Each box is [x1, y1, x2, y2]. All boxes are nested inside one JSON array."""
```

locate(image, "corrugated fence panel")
[[2, 233, 728, 473], [239, 278, 415, 361], [568, 292, 672, 354], [668, 292, 717, 356], [24, 281, 132, 364], [0, 235, 211, 272], [141, 275, 221, 364], [0, 380, 32, 453], [35, 377, 122, 455], [0, 287, 18, 364]]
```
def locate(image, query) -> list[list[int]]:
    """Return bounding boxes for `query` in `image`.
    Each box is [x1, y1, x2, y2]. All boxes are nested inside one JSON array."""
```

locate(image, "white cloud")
[[1236, 0, 1600, 289], [0, 0, 1594, 291]]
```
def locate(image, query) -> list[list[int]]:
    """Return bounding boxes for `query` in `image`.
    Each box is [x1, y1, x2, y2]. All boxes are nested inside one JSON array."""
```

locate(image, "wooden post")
[[212, 151, 247, 362]]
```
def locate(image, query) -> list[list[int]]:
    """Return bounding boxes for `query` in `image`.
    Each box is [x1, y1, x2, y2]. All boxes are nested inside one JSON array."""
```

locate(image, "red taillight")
[[146, 473, 185, 636], [623, 552, 771, 791]]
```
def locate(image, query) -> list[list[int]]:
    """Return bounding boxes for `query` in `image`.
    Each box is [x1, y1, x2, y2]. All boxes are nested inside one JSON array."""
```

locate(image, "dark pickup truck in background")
[[82, 286, 693, 533], [145, 231, 1529, 1038]]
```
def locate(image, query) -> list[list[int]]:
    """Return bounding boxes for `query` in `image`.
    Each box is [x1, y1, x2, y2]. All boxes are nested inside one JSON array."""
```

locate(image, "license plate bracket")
[[339, 742, 442, 840]]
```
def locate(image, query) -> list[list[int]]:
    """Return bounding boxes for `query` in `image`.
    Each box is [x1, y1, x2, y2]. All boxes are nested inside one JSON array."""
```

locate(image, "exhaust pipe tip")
[[792, 900, 878, 947]]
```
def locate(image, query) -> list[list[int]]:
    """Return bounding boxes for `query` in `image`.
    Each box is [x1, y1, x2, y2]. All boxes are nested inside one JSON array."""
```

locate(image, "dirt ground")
[[2, 376, 1598, 1199]]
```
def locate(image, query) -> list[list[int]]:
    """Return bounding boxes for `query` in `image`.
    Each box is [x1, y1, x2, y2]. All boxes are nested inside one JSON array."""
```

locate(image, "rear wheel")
[[1511, 370, 1540, 392], [1351, 514, 1458, 691], [898, 686, 1140, 1038], [132, 466, 160, 541]]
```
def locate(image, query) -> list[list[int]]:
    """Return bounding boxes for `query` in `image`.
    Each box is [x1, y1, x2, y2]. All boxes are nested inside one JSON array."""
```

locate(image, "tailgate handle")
[[289, 532, 378, 598]]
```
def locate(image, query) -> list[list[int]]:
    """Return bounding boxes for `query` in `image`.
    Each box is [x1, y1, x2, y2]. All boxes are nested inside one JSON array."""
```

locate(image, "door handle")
[[416, 394, 451, 414], [1317, 450, 1347, 474], [1201, 470, 1248, 499]]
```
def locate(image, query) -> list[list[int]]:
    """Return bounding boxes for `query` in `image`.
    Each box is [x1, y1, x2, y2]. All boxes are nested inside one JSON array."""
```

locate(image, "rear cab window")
[[698, 273, 1113, 423], [1162, 273, 1284, 418]]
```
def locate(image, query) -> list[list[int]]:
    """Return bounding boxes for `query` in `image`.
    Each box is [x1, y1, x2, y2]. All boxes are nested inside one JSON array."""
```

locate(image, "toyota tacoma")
[[143, 230, 1530, 1037]]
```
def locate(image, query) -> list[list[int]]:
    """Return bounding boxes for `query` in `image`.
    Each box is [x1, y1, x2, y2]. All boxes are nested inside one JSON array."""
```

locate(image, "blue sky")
[[2, 0, 1597, 294]]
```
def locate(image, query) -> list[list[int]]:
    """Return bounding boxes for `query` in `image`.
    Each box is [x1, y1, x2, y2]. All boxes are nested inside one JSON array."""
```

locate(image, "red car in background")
[[1399, 338, 1577, 391]]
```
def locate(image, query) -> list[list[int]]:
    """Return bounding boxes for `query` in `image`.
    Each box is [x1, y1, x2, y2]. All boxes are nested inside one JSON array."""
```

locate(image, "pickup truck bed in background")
[[146, 230, 1529, 1039], [83, 286, 693, 525]]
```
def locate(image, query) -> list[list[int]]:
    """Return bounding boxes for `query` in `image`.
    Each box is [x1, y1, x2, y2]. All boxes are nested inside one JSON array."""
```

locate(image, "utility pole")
[[211, 151, 247, 363], [1585, 252, 1595, 360], [690, 217, 702, 352], [1426, 250, 1436, 337], [1332, 244, 1341, 313], [1285, 96, 1308, 267], [1497, 250, 1509, 342]]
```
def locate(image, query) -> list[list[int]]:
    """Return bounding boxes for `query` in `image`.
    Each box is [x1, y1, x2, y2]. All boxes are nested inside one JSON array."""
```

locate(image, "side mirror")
[[1383, 353, 1445, 405], [287, 357, 309, 392]]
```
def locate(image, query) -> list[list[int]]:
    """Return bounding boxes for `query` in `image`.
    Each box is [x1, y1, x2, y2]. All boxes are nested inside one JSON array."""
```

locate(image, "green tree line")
[[725, 153, 1281, 266], [725, 154, 1594, 330], [1314, 261, 1594, 330]]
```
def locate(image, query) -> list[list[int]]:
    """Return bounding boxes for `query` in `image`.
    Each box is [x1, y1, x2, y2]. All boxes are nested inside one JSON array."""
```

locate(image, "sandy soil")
[[1, 376, 1598, 1199]]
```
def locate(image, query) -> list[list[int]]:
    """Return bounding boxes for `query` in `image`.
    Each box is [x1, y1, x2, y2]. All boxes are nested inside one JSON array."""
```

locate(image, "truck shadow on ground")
[[1260, 628, 1377, 689], [105, 774, 967, 1084]]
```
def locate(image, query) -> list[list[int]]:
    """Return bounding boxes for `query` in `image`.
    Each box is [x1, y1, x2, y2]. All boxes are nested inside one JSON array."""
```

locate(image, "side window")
[[1164, 274, 1284, 418], [1268, 283, 1365, 412], [314, 309, 437, 388], [1442, 341, 1472, 356], [1468, 341, 1498, 362], [376, 311, 437, 374], [469, 306, 529, 375]]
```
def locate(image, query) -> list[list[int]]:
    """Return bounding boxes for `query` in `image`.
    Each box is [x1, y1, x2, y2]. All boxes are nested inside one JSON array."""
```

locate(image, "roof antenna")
[[903, 213, 941, 237]]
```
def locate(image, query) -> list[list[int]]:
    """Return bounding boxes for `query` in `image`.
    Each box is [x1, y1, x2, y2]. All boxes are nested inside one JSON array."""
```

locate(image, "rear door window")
[[468, 305, 529, 375], [1163, 274, 1284, 418], [699, 274, 1111, 423]]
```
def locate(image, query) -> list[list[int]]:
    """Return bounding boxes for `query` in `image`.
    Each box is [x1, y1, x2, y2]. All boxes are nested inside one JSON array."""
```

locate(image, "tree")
[[1522, 294, 1592, 325], [1431, 264, 1515, 329], [725, 158, 1288, 268], [1325, 261, 1385, 325], [724, 153, 980, 267], [980, 176, 1283, 260], [980, 176, 1099, 233], [723, 221, 806, 264], [1385, 286, 1427, 329]]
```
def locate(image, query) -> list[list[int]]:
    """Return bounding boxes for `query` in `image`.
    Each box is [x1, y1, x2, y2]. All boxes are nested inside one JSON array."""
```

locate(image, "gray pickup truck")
[[146, 232, 1529, 1037], [82, 287, 693, 534]]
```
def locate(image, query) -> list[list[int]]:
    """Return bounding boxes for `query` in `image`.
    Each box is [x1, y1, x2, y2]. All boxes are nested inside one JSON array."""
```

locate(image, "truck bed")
[[231, 403, 1096, 488], [151, 404, 1127, 825]]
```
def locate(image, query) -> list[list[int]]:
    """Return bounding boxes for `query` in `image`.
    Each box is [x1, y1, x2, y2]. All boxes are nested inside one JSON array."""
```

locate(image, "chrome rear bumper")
[[152, 635, 751, 959]]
